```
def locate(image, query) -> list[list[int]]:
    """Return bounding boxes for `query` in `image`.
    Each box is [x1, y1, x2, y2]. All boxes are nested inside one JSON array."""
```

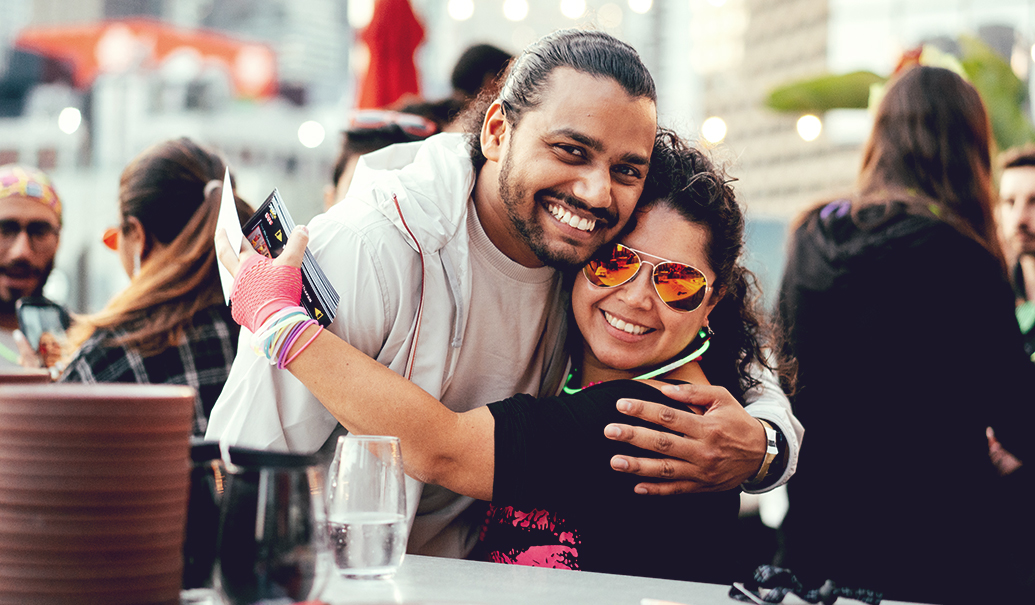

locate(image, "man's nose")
[[7, 230, 33, 260], [1020, 202, 1035, 231], [572, 165, 611, 209]]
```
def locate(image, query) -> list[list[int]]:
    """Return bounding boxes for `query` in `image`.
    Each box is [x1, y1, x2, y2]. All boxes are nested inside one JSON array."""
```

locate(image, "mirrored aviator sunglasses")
[[583, 243, 710, 313]]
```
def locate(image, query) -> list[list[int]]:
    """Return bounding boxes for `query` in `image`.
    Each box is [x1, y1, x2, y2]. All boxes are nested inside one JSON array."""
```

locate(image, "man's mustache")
[[0, 260, 48, 280], [537, 189, 618, 228]]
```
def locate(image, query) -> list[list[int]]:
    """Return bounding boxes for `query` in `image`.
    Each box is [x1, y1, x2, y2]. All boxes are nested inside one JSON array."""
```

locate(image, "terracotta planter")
[[0, 384, 195, 605]]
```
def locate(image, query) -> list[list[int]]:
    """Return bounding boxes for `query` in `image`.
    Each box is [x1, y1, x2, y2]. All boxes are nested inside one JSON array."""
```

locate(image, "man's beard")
[[0, 259, 52, 312], [497, 154, 616, 272]]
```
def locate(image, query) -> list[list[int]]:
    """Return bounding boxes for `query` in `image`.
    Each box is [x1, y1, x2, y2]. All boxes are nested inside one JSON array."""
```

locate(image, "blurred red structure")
[[357, 0, 424, 109], [14, 18, 277, 99]]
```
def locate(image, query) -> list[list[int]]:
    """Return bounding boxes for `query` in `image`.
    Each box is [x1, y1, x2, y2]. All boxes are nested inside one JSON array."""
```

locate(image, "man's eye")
[[557, 145, 585, 158], [27, 223, 55, 237], [613, 165, 642, 179]]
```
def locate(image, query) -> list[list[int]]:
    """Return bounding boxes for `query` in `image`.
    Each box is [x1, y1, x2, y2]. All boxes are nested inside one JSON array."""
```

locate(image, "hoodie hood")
[[346, 132, 476, 255], [794, 198, 944, 292]]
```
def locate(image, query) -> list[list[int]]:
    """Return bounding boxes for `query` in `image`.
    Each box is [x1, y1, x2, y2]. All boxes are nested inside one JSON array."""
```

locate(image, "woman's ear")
[[123, 216, 149, 259], [700, 287, 725, 327], [480, 101, 509, 164]]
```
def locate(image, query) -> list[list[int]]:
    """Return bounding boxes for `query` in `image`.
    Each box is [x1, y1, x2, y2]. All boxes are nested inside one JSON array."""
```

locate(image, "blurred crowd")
[[4, 32, 1035, 605]]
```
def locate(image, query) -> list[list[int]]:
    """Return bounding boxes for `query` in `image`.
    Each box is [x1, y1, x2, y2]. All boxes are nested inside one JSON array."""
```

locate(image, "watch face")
[[760, 421, 779, 454]]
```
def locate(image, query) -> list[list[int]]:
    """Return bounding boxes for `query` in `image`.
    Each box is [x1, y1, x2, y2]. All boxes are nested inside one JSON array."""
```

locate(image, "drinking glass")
[[326, 435, 407, 579]]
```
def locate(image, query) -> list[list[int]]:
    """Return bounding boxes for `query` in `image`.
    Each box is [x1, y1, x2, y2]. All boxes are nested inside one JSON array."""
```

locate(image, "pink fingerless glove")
[[230, 254, 304, 332]]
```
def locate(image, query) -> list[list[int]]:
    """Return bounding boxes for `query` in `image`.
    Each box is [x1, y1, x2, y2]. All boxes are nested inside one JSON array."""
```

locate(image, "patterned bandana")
[[0, 164, 62, 223]]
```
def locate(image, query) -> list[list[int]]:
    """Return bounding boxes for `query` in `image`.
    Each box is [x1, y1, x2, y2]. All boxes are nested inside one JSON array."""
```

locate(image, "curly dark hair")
[[631, 130, 773, 400]]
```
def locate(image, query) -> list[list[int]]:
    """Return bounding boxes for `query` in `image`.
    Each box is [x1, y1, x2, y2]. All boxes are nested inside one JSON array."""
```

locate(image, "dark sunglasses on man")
[[0, 220, 59, 248]]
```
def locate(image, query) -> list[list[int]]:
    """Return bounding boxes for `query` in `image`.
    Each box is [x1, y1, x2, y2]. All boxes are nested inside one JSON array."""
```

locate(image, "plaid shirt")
[[60, 305, 240, 435]]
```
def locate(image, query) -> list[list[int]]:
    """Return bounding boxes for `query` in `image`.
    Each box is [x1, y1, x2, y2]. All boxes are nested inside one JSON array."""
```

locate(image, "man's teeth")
[[604, 311, 648, 335], [548, 204, 596, 232]]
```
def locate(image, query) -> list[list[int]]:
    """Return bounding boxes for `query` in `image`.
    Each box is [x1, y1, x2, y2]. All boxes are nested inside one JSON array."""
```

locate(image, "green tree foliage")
[[763, 35, 1035, 151], [765, 71, 886, 112], [958, 35, 1035, 151]]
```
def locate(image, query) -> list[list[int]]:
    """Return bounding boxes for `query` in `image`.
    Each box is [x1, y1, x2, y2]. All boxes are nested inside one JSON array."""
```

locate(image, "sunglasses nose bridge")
[[617, 260, 663, 309]]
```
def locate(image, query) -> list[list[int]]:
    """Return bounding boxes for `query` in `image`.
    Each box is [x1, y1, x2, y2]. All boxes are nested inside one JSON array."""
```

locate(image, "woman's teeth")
[[604, 311, 648, 335], [548, 204, 596, 232]]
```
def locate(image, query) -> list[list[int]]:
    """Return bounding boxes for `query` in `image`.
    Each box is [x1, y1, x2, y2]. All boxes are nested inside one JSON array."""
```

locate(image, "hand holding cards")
[[214, 170, 338, 328], [241, 189, 339, 327]]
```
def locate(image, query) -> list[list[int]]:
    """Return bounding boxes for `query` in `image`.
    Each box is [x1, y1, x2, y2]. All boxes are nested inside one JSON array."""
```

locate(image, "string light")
[[701, 117, 727, 144], [797, 114, 822, 141]]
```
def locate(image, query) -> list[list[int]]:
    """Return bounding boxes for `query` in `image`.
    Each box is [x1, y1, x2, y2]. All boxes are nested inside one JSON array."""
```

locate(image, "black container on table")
[[215, 447, 322, 605], [183, 439, 226, 590]]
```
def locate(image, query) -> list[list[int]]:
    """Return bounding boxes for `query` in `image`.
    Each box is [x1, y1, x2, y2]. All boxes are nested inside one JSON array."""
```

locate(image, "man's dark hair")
[[461, 29, 656, 172], [999, 143, 1035, 171], [450, 44, 513, 100]]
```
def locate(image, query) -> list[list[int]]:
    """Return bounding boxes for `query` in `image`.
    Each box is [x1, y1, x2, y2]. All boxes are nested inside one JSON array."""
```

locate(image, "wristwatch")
[[745, 419, 779, 486]]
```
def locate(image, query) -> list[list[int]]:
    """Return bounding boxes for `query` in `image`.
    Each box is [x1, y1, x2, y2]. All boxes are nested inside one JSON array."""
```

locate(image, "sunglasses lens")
[[102, 227, 118, 251], [584, 245, 641, 288], [397, 116, 436, 137], [654, 263, 708, 312]]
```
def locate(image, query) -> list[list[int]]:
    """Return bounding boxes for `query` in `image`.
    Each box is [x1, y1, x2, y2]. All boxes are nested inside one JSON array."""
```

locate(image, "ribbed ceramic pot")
[[0, 384, 195, 605]]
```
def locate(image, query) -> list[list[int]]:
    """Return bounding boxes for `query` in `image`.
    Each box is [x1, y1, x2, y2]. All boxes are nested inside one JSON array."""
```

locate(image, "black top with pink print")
[[476, 380, 740, 583]]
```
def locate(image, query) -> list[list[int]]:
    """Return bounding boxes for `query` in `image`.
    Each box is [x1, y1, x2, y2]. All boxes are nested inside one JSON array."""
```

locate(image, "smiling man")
[[0, 164, 61, 366], [208, 29, 801, 559]]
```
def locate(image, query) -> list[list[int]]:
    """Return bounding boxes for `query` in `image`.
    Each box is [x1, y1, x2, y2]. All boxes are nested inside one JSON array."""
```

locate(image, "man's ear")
[[480, 101, 509, 164]]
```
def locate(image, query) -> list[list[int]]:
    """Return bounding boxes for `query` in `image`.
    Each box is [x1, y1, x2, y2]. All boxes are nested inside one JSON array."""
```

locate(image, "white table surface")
[[318, 555, 922, 605]]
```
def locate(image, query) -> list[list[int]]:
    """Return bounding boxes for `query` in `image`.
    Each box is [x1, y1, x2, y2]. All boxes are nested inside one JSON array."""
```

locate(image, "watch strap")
[[745, 419, 779, 486]]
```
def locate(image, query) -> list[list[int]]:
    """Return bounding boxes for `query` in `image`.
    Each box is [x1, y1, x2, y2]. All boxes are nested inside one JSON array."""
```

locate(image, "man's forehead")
[[0, 195, 61, 224], [524, 68, 656, 154]]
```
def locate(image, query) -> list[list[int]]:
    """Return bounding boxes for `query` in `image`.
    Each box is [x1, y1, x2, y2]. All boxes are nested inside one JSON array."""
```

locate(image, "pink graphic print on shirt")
[[477, 503, 581, 570]]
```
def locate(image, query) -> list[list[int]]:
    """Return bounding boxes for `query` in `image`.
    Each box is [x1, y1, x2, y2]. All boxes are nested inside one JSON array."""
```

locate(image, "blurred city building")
[[701, 0, 1035, 300], [0, 0, 354, 313], [0, 0, 1031, 314]]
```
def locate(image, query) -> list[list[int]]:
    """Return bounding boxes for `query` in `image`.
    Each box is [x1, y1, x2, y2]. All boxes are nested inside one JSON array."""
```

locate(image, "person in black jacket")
[[777, 65, 1035, 603]]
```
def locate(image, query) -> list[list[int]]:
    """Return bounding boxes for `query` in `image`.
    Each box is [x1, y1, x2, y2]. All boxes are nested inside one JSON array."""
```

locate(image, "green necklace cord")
[[562, 328, 712, 395], [0, 340, 18, 363]]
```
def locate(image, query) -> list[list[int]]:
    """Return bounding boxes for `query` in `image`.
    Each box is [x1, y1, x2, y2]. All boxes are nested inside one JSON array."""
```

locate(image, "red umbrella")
[[357, 0, 425, 109]]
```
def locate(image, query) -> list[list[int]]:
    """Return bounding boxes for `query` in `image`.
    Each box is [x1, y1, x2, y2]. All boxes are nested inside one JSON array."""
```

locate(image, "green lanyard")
[[562, 329, 712, 395], [0, 340, 18, 364]]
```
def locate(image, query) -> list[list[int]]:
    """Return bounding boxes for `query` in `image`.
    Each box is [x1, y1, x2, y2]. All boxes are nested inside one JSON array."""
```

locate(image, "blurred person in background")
[[322, 109, 438, 211], [450, 44, 512, 118], [391, 43, 513, 133], [998, 144, 1035, 359], [0, 164, 63, 368], [777, 66, 1035, 603], [59, 138, 252, 436]]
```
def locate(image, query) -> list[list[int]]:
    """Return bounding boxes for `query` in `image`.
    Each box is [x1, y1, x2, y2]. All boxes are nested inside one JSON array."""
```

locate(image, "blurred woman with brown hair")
[[60, 138, 252, 435], [778, 66, 1035, 603]]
